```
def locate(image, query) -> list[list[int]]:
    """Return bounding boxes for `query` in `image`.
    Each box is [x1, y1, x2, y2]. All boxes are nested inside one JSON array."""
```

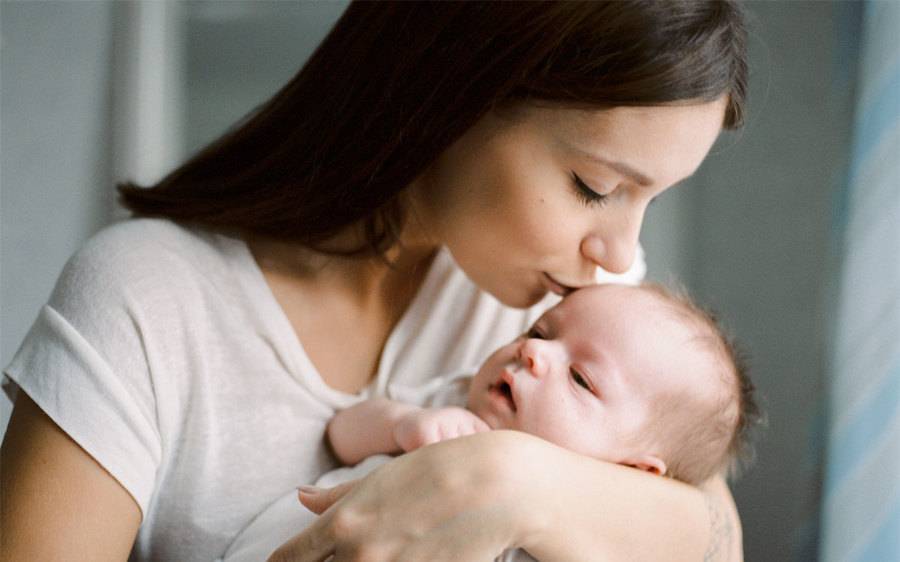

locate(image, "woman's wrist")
[[489, 430, 715, 562], [466, 431, 562, 552], [502, 433, 583, 558]]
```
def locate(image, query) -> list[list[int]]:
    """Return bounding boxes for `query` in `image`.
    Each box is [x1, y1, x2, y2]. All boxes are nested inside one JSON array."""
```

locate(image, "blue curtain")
[[820, 2, 900, 561]]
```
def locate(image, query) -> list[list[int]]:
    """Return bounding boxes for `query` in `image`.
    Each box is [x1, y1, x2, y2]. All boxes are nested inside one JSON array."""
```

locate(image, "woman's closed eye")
[[526, 326, 546, 339], [570, 172, 610, 207]]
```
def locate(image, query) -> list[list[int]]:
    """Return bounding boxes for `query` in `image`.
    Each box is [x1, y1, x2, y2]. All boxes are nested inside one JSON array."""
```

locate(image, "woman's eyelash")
[[570, 367, 592, 392], [570, 172, 608, 207]]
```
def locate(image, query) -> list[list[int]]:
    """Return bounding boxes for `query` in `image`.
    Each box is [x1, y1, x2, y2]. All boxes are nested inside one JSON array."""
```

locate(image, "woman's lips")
[[543, 273, 576, 297]]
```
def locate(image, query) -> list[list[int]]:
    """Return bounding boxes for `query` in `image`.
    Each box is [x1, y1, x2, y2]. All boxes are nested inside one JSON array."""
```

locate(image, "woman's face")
[[409, 98, 728, 308]]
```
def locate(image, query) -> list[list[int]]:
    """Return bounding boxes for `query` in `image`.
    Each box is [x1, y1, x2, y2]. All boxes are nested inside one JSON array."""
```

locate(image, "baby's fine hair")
[[636, 282, 761, 485]]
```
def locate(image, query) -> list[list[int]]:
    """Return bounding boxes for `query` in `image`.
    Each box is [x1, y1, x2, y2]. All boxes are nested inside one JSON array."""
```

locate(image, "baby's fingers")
[[456, 414, 490, 436], [454, 419, 487, 439], [428, 420, 471, 444]]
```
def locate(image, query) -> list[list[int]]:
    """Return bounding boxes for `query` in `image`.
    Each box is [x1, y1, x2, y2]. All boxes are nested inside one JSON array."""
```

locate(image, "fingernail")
[[297, 485, 320, 496]]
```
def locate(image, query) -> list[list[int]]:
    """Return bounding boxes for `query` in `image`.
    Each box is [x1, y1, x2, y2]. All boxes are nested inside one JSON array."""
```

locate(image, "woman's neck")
[[243, 227, 439, 393], [244, 228, 438, 319]]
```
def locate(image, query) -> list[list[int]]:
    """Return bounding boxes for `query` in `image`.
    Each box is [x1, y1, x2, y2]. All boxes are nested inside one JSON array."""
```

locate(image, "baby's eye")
[[526, 327, 546, 339], [570, 368, 592, 392]]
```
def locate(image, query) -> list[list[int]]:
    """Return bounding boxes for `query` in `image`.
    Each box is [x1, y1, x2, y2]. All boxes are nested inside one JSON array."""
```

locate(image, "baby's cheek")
[[524, 401, 581, 448]]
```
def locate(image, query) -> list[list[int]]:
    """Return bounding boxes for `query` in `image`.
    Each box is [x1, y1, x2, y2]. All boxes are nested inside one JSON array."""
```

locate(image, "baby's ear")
[[624, 455, 667, 477]]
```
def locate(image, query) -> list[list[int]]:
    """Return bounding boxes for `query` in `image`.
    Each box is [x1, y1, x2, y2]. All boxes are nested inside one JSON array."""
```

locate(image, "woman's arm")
[[273, 430, 741, 561], [700, 473, 744, 562], [518, 437, 741, 561], [0, 393, 141, 561]]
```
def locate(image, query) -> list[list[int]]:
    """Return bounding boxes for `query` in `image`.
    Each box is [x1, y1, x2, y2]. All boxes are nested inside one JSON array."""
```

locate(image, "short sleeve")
[[3, 225, 164, 517]]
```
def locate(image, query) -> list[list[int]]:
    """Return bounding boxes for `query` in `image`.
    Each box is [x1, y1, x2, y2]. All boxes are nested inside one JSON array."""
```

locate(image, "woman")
[[1, 2, 747, 560]]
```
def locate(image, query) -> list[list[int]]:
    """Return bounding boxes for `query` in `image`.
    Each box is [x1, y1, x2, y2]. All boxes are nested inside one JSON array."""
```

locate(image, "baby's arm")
[[326, 398, 417, 465], [327, 398, 490, 466]]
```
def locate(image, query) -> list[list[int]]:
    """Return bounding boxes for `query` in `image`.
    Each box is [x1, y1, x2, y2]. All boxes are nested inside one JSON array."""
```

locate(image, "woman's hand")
[[268, 428, 739, 562], [267, 430, 550, 562]]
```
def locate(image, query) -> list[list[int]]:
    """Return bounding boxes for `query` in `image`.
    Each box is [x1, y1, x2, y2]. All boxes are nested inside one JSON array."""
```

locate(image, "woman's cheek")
[[503, 192, 577, 258]]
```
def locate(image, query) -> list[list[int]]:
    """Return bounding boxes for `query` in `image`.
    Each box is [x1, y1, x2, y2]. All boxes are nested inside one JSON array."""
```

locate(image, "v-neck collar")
[[225, 235, 453, 410]]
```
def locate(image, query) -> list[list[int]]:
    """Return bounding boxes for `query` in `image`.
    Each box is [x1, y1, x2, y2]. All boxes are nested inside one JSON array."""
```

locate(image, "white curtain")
[[109, 1, 185, 218], [820, 1, 900, 561]]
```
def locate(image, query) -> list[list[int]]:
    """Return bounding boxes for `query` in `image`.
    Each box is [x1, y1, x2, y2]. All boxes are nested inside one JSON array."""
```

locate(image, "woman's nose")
[[581, 236, 635, 274], [580, 206, 645, 274], [518, 338, 550, 378]]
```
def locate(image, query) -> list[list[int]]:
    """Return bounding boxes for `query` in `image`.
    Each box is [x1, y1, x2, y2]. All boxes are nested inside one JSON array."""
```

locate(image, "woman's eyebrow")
[[561, 141, 654, 186], [576, 149, 653, 186]]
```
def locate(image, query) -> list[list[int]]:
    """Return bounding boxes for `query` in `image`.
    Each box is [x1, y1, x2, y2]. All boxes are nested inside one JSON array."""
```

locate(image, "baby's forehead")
[[566, 285, 723, 374], [559, 284, 678, 324]]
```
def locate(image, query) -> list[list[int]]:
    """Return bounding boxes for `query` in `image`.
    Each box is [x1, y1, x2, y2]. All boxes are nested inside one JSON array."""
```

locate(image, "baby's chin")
[[467, 392, 515, 431], [469, 407, 508, 431]]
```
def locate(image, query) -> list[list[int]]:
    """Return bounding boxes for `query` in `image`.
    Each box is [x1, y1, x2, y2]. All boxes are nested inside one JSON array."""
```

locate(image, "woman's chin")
[[489, 284, 549, 309]]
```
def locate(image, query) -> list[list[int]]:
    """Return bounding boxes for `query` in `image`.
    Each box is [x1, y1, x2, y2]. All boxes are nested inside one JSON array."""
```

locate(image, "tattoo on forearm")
[[703, 493, 733, 562]]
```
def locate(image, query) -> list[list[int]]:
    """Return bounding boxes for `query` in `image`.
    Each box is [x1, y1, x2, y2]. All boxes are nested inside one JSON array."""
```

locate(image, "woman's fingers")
[[297, 480, 358, 515], [266, 510, 335, 562], [277, 432, 547, 562]]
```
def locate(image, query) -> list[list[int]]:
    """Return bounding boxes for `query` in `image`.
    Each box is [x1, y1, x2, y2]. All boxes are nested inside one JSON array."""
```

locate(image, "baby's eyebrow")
[[530, 314, 552, 331], [580, 348, 624, 393], [524, 320, 547, 337]]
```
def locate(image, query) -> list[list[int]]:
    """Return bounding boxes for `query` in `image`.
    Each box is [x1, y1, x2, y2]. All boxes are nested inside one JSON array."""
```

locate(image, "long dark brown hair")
[[119, 0, 748, 256]]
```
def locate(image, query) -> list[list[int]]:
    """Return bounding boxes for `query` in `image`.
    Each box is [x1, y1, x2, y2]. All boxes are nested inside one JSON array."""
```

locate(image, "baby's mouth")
[[489, 380, 517, 412]]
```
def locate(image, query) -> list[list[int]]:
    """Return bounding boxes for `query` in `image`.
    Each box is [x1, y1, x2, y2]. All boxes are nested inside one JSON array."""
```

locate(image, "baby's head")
[[468, 283, 758, 484]]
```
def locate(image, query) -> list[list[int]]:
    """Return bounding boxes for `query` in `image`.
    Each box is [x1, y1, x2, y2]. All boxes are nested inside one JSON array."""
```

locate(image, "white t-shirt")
[[222, 375, 538, 562], [222, 373, 473, 562], [3, 218, 644, 561]]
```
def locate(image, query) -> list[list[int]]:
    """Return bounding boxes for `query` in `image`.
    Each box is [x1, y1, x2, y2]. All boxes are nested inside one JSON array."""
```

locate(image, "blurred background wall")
[[0, 2, 885, 560]]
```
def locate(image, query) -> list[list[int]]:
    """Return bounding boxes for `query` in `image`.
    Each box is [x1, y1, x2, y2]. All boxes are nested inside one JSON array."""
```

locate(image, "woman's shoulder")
[[74, 217, 223, 270], [50, 218, 238, 315]]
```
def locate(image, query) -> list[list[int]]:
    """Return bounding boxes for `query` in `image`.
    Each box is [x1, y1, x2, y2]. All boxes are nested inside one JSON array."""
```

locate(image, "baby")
[[221, 283, 757, 562]]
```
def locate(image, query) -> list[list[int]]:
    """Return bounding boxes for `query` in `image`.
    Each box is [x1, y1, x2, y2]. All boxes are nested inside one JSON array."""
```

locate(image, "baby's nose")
[[519, 339, 549, 378]]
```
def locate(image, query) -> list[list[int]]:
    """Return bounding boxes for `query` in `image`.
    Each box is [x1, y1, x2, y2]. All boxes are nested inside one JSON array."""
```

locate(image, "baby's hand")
[[393, 407, 491, 452]]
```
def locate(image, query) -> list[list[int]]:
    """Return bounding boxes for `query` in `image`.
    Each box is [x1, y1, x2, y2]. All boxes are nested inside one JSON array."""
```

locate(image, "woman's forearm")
[[700, 474, 744, 562], [278, 430, 743, 561], [514, 436, 742, 562]]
